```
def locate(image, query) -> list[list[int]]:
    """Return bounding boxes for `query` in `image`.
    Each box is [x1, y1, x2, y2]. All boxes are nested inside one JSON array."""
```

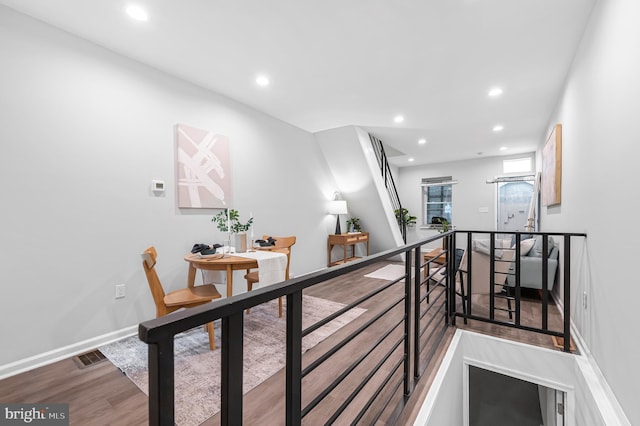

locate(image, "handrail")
[[138, 229, 585, 424], [139, 232, 449, 425], [369, 133, 407, 242], [451, 230, 587, 352]]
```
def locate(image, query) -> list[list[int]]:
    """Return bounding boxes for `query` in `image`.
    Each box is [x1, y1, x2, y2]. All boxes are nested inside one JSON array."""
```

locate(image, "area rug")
[[99, 295, 365, 426], [364, 264, 406, 280]]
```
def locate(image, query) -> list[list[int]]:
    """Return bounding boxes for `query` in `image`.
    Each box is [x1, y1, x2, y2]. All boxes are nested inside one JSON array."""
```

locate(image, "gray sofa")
[[506, 236, 559, 291]]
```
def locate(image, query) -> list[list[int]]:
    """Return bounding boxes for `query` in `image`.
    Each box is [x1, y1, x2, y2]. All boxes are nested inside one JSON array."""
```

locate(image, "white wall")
[[397, 153, 536, 245], [415, 330, 626, 425], [413, 332, 464, 426], [0, 6, 337, 370], [396, 5, 640, 417], [540, 0, 640, 424], [314, 126, 403, 254]]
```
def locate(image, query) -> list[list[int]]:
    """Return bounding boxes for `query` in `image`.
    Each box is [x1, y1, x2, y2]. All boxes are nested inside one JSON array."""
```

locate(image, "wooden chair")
[[141, 246, 222, 349], [245, 235, 296, 317]]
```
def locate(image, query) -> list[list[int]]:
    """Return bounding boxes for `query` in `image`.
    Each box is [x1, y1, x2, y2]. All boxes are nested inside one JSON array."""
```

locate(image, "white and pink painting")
[[176, 123, 231, 208]]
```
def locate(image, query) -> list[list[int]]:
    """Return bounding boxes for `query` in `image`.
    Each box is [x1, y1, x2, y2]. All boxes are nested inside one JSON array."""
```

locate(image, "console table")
[[327, 232, 369, 267], [423, 247, 446, 266], [422, 247, 447, 280]]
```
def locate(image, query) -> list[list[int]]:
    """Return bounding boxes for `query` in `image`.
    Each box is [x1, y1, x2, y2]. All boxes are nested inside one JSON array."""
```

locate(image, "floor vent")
[[73, 349, 107, 369]]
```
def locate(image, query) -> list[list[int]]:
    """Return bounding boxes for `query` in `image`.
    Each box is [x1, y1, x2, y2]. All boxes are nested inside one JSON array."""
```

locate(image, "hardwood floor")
[[0, 261, 570, 425], [456, 289, 573, 353], [0, 357, 148, 425]]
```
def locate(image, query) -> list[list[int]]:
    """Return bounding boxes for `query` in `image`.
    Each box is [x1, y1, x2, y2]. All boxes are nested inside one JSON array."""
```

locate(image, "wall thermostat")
[[152, 180, 165, 193]]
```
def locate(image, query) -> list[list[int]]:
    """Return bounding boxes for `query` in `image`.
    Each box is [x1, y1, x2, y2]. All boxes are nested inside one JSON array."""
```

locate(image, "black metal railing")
[[369, 134, 407, 242], [138, 230, 584, 424], [139, 233, 451, 425], [449, 230, 587, 352], [414, 233, 455, 381]]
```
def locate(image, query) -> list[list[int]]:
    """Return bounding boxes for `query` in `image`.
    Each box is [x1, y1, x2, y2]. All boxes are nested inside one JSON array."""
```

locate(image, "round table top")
[[184, 253, 258, 267]]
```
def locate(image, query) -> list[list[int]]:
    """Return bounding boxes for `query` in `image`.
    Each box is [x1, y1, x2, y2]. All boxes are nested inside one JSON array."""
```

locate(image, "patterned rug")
[[99, 295, 366, 425]]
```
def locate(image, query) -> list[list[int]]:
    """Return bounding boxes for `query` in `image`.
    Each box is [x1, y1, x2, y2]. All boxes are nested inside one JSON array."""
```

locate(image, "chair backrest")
[[141, 246, 168, 317], [264, 235, 296, 280], [262, 235, 296, 250]]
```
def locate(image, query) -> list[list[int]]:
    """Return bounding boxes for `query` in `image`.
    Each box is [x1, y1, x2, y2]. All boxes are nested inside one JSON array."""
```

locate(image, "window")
[[503, 157, 532, 174], [421, 177, 455, 227]]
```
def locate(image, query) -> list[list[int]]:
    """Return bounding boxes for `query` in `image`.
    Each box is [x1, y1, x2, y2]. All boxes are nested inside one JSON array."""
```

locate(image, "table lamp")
[[328, 199, 348, 234]]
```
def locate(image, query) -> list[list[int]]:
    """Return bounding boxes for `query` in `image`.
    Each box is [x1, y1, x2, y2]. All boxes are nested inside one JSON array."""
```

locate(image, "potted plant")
[[212, 209, 253, 252], [212, 209, 253, 233], [346, 217, 362, 233], [394, 208, 417, 227], [433, 217, 450, 249], [435, 218, 450, 233]]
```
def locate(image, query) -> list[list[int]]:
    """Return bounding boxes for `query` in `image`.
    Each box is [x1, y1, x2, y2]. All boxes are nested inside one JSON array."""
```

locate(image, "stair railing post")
[[563, 235, 571, 352], [147, 338, 175, 426], [404, 249, 413, 396], [221, 312, 244, 425], [286, 290, 303, 425]]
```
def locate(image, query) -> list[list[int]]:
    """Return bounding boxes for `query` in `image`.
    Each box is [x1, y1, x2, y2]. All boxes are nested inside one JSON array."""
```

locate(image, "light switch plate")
[[152, 180, 165, 192], [115, 284, 126, 299]]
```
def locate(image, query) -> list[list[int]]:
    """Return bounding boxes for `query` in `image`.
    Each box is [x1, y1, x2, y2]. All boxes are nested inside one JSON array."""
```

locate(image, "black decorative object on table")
[[255, 237, 277, 247], [191, 243, 223, 254]]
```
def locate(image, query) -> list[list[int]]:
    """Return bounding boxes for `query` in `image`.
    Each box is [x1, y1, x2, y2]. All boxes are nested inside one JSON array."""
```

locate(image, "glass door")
[[497, 179, 536, 232]]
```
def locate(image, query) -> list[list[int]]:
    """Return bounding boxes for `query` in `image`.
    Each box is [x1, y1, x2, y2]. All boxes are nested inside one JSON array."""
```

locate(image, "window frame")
[[502, 157, 533, 174], [421, 177, 455, 229]]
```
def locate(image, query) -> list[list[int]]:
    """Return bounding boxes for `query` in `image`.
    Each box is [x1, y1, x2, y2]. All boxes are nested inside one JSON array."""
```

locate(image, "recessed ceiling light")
[[393, 115, 404, 123], [488, 87, 503, 97], [499, 146, 508, 151], [126, 5, 148, 21], [255, 75, 270, 87], [493, 124, 504, 132], [408, 158, 415, 162], [418, 138, 427, 145]]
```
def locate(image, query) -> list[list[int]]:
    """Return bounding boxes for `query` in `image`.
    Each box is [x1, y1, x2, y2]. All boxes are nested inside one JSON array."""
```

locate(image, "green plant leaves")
[[212, 209, 254, 233]]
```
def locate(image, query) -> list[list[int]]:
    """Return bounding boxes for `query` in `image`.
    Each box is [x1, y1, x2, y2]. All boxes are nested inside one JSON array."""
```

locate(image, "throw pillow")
[[529, 236, 555, 257], [472, 239, 505, 258], [511, 234, 534, 247], [519, 238, 536, 256]]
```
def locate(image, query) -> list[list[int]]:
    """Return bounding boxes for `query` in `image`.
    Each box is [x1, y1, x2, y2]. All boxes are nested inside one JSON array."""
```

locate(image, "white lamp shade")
[[328, 200, 348, 215]]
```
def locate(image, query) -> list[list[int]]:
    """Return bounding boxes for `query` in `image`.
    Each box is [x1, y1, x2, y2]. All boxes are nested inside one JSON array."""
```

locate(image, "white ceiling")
[[0, 0, 595, 167]]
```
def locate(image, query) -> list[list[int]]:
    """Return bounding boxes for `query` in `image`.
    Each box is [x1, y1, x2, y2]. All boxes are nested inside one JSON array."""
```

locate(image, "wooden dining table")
[[184, 250, 286, 297]]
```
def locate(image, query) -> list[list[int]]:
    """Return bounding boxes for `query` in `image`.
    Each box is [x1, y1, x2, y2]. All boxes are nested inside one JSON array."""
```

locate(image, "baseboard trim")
[[569, 322, 631, 425], [556, 294, 631, 425], [0, 326, 138, 380], [413, 329, 463, 425]]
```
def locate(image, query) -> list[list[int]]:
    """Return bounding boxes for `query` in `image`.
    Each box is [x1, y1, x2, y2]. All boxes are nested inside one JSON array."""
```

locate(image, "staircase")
[[369, 134, 407, 242], [314, 125, 405, 253]]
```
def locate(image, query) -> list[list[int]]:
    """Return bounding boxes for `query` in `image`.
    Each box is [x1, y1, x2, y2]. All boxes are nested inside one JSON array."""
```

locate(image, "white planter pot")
[[235, 233, 247, 253]]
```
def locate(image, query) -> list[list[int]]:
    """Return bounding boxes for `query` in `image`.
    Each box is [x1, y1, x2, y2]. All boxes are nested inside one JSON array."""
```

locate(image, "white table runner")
[[234, 250, 288, 289], [200, 249, 287, 295]]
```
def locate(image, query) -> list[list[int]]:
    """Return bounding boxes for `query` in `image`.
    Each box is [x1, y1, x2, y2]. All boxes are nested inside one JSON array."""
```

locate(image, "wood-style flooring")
[[0, 261, 569, 425]]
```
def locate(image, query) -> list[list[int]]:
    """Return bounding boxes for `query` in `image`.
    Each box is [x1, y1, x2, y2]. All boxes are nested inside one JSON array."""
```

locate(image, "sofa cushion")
[[529, 235, 555, 257], [519, 238, 536, 256], [511, 234, 534, 246], [472, 238, 510, 258], [506, 247, 559, 290]]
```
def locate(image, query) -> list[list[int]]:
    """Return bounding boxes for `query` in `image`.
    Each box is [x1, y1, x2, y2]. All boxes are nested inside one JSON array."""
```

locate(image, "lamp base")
[[335, 215, 342, 235]]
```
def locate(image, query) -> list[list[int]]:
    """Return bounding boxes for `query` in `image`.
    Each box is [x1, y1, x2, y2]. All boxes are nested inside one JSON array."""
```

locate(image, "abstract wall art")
[[542, 123, 562, 207], [176, 123, 231, 208]]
